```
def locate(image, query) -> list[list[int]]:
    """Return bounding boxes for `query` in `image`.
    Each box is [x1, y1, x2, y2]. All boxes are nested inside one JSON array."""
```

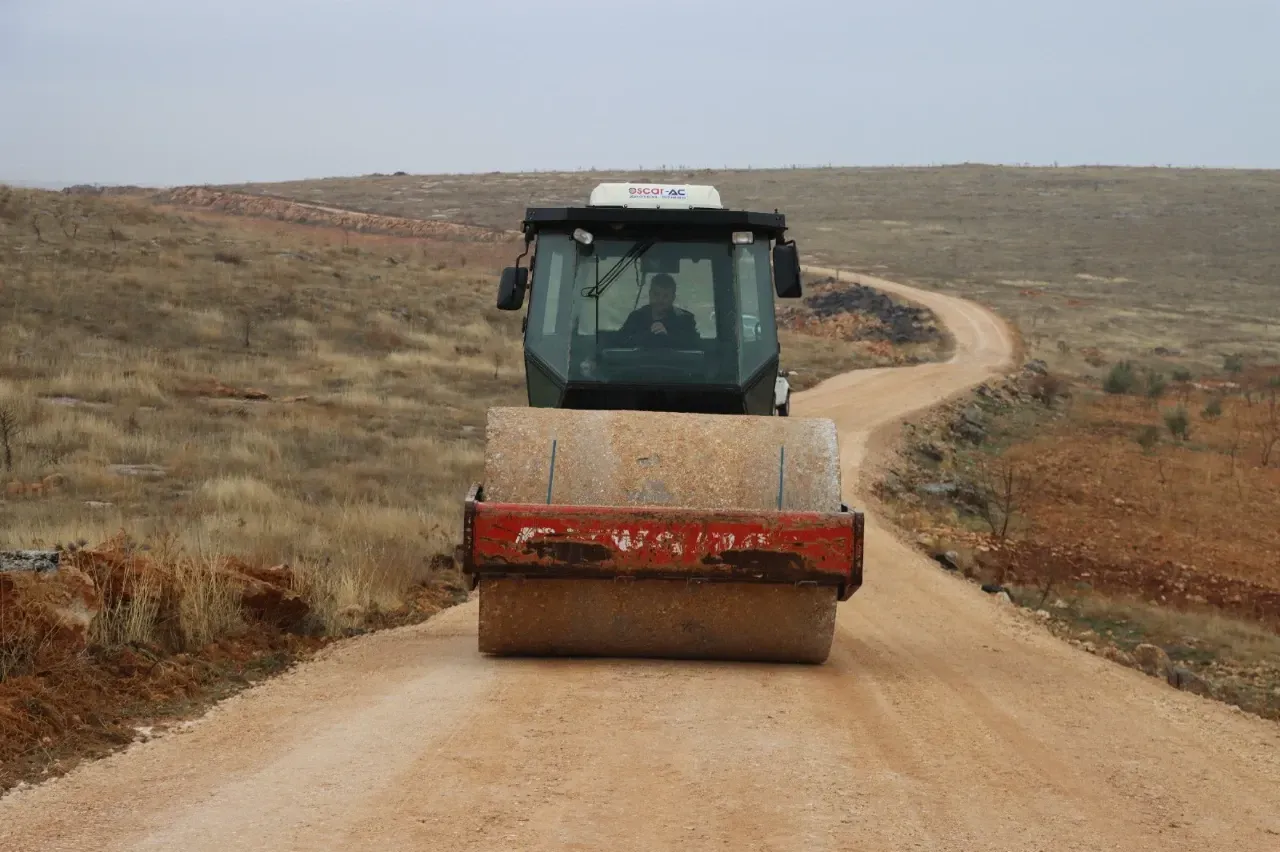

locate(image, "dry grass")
[[223, 165, 1280, 375], [1, 184, 889, 642], [1061, 593, 1280, 669], [1021, 589, 1280, 720], [0, 185, 526, 636]]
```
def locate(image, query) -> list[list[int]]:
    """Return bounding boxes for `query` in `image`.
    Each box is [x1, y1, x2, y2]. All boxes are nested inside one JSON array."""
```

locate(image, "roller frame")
[[460, 484, 864, 600]]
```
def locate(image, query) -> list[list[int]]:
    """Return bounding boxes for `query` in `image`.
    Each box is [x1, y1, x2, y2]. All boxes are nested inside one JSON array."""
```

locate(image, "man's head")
[[648, 274, 677, 314]]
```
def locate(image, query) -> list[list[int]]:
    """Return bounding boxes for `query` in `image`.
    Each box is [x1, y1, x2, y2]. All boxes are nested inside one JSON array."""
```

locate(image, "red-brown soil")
[[1001, 388, 1280, 606], [1, 536, 458, 793]]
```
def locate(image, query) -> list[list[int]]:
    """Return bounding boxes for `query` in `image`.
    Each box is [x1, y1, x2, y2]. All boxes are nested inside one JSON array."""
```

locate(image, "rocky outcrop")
[[0, 565, 103, 668], [221, 562, 310, 631], [1133, 643, 1173, 678], [0, 550, 61, 574]]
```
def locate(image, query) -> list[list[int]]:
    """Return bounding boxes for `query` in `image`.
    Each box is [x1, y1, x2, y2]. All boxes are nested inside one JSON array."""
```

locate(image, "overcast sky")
[[2, 0, 1277, 186]]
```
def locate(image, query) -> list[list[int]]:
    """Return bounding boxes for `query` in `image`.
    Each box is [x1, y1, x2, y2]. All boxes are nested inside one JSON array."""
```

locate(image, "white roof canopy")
[[587, 182, 724, 210]]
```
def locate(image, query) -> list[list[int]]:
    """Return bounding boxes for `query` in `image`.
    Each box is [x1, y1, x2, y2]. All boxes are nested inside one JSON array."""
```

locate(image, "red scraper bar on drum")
[[460, 485, 864, 601]]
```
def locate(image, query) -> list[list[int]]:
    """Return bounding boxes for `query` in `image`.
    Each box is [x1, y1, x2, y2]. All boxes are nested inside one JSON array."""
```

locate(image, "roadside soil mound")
[[0, 536, 456, 792], [779, 275, 943, 347]]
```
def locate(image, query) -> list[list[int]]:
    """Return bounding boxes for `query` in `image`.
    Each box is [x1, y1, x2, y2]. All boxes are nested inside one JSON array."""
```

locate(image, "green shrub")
[[1136, 425, 1161, 452], [1104, 361, 1138, 395], [1164, 407, 1191, 441], [1144, 370, 1167, 401]]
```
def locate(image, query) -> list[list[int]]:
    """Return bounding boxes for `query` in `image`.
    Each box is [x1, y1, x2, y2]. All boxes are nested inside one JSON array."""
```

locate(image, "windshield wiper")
[[582, 239, 655, 299]]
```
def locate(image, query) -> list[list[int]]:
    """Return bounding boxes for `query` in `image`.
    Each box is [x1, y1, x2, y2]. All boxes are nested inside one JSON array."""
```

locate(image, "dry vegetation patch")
[[223, 165, 1280, 374], [876, 357, 1280, 719]]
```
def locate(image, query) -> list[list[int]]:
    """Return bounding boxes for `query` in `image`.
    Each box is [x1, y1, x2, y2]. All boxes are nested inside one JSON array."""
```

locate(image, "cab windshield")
[[524, 233, 778, 387]]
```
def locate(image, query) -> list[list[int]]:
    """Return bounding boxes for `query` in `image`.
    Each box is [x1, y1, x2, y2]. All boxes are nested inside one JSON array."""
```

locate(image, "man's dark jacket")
[[618, 304, 699, 345]]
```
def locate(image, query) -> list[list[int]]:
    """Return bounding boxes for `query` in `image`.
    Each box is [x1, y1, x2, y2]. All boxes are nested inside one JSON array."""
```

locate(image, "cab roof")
[[522, 182, 787, 239]]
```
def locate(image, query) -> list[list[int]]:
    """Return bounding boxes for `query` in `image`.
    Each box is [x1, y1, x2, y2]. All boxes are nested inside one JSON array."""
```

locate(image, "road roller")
[[459, 182, 864, 664]]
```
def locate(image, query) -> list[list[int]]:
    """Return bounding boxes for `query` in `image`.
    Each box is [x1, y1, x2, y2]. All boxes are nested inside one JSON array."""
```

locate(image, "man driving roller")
[[619, 273, 699, 346]]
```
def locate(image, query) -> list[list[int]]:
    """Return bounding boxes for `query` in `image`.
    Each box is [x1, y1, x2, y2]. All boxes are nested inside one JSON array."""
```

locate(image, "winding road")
[[3, 271, 1277, 851]]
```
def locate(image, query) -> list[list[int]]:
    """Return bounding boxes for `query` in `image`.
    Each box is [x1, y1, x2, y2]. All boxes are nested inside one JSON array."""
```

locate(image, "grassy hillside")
[[0, 186, 527, 630], [222, 165, 1280, 375]]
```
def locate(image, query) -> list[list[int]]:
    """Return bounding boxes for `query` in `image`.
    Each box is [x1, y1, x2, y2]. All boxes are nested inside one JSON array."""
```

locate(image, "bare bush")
[[0, 601, 59, 682], [0, 404, 22, 472], [1143, 369, 1167, 406], [1029, 372, 1066, 407], [1136, 424, 1161, 453], [971, 455, 1032, 542], [1261, 380, 1279, 467], [1172, 369, 1194, 405]]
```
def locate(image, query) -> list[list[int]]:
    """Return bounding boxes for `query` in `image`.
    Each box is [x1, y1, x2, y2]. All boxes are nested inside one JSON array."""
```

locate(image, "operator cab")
[[495, 183, 803, 416]]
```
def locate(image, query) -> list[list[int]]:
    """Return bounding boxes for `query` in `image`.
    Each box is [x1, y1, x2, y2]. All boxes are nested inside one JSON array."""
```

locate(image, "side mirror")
[[496, 266, 528, 311], [772, 242, 803, 298]]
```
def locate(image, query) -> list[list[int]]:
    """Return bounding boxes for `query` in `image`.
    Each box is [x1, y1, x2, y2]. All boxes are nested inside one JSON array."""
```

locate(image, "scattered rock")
[[1101, 645, 1135, 666], [879, 471, 906, 495], [951, 411, 987, 444], [995, 591, 1013, 605], [0, 550, 60, 573], [917, 441, 946, 462], [109, 463, 167, 478], [5, 474, 68, 498], [1034, 609, 1052, 620], [932, 551, 961, 572], [40, 395, 111, 410], [0, 565, 103, 662], [1167, 667, 1214, 697], [1133, 643, 1174, 678], [1023, 359, 1049, 375]]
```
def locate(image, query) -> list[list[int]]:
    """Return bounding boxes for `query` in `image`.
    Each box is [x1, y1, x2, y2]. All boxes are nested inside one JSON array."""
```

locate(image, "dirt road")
[[3, 272, 1277, 851]]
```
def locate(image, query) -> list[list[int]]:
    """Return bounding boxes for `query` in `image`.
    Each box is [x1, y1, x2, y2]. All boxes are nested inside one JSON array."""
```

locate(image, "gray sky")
[[3, 0, 1277, 186]]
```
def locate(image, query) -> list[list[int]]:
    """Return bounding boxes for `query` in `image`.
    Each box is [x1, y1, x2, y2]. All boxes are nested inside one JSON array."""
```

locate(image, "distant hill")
[[0, 178, 71, 190]]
